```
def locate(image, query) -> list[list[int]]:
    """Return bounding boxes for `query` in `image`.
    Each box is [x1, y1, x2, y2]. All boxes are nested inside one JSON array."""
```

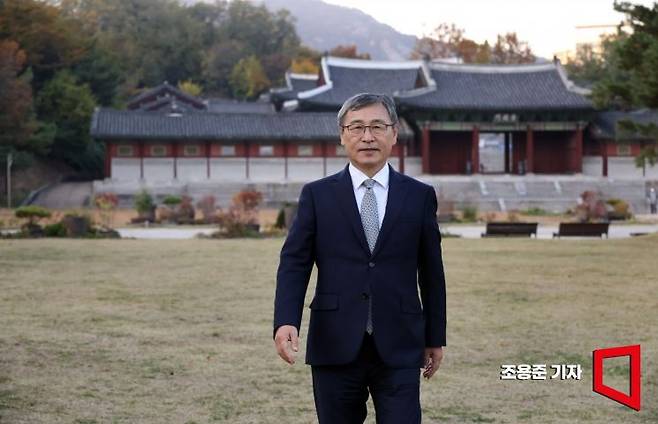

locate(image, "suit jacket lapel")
[[331, 165, 371, 256], [371, 165, 409, 258]]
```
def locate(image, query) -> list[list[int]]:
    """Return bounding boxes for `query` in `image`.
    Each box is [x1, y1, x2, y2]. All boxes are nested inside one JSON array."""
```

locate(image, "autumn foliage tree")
[[230, 55, 271, 100], [410, 23, 534, 64], [491, 33, 535, 64], [0, 41, 40, 153], [329, 44, 371, 60]]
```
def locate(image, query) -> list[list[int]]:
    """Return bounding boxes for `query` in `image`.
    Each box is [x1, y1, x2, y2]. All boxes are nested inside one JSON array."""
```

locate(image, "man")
[[273, 93, 447, 423]]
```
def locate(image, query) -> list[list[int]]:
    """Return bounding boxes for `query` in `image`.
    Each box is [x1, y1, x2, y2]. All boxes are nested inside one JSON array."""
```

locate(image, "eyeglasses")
[[341, 122, 395, 137]]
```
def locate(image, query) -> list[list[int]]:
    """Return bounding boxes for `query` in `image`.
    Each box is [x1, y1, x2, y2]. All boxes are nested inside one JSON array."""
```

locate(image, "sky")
[[321, 0, 656, 58]]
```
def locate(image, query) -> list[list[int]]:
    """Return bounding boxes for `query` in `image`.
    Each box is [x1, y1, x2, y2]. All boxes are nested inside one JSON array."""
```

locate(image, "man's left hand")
[[422, 347, 444, 379]]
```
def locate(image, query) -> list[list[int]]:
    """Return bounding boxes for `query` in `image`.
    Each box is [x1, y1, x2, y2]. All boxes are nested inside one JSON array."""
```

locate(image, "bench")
[[481, 222, 538, 238], [553, 222, 609, 238]]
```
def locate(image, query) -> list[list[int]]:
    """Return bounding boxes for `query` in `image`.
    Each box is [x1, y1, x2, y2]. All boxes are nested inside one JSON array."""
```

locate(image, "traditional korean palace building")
[[91, 56, 658, 183]]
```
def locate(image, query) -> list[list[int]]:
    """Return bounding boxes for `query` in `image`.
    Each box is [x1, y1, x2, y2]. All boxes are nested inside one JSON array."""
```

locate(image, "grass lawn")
[[0, 236, 656, 423]]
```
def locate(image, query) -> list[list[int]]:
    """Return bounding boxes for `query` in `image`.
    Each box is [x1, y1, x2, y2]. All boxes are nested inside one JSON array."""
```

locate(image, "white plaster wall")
[[608, 157, 658, 178], [111, 158, 141, 181], [326, 158, 348, 175], [585, 156, 658, 178], [388, 158, 400, 172], [404, 157, 422, 177], [177, 158, 207, 181], [210, 158, 246, 180], [287, 158, 325, 181], [583, 156, 603, 177], [143, 158, 174, 182], [249, 158, 285, 181]]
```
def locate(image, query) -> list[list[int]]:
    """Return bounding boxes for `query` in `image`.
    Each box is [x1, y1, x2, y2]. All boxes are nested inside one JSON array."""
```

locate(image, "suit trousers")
[[311, 334, 421, 424]]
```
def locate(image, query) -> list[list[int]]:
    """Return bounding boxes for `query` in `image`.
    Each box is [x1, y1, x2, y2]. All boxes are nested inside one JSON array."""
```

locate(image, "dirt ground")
[[0, 236, 656, 423]]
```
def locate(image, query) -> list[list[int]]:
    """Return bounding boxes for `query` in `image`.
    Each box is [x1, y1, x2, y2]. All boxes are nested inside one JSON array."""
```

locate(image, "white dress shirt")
[[348, 163, 389, 228]]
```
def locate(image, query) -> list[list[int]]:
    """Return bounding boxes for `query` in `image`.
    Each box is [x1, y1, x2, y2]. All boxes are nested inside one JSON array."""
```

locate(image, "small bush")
[[606, 198, 631, 220], [573, 191, 607, 222], [94, 192, 119, 229], [275, 208, 286, 229], [522, 207, 547, 216], [215, 190, 263, 238], [44, 222, 67, 237], [15, 205, 51, 227], [163, 195, 182, 206], [196, 195, 218, 223], [134, 190, 155, 215], [461, 205, 478, 222]]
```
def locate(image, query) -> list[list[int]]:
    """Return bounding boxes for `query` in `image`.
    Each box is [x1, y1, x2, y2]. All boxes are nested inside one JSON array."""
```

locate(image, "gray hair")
[[337, 93, 398, 127]]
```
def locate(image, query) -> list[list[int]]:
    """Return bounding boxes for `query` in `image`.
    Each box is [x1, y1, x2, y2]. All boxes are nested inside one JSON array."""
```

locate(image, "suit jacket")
[[274, 164, 447, 368]]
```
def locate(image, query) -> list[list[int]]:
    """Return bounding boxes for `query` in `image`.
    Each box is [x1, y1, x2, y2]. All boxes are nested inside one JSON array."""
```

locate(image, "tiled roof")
[[297, 57, 427, 110], [591, 109, 658, 140], [397, 62, 592, 111], [128, 82, 207, 110], [91, 109, 413, 140], [207, 98, 274, 114], [271, 72, 320, 107]]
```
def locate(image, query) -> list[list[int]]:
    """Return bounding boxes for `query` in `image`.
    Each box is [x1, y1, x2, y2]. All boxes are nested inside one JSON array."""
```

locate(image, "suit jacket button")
[[368, 262, 375, 268], [362, 293, 369, 300]]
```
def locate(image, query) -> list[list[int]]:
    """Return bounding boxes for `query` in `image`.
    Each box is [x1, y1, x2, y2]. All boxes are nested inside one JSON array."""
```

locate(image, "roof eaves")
[[297, 81, 334, 99], [395, 86, 437, 99], [555, 62, 592, 96]]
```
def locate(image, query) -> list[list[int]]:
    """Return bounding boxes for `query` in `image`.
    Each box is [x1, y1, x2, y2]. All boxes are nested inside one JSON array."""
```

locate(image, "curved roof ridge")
[[429, 61, 558, 74], [326, 56, 424, 70]]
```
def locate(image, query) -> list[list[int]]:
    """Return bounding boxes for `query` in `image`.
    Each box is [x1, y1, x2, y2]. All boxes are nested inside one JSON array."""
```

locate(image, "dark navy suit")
[[274, 164, 447, 422]]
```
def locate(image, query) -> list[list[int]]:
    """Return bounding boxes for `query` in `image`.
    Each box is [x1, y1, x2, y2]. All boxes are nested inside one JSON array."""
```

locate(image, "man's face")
[[340, 102, 398, 175]]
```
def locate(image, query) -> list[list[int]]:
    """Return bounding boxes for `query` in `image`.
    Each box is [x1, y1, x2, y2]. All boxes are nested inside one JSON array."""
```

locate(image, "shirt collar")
[[348, 162, 389, 190]]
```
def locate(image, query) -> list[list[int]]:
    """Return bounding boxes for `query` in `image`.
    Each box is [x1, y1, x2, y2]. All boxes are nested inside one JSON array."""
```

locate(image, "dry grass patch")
[[0, 236, 656, 423]]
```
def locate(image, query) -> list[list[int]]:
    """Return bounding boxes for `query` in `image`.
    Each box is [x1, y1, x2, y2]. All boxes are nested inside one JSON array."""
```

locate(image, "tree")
[[290, 45, 321, 74], [71, 42, 124, 107], [563, 41, 608, 87], [592, 1, 658, 109], [290, 57, 319, 74], [329, 44, 371, 60], [178, 80, 202, 97], [409, 23, 464, 60], [409, 23, 527, 64], [35, 70, 99, 174], [229, 55, 270, 100], [589, 2, 658, 170], [491, 33, 535, 64], [0, 0, 89, 90], [202, 39, 249, 96], [0, 41, 39, 152]]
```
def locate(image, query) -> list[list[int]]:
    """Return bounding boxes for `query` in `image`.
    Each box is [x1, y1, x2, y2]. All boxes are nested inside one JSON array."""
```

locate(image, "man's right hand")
[[274, 325, 299, 365]]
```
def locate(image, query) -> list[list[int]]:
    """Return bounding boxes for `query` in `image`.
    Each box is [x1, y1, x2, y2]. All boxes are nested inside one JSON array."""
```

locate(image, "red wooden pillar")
[[421, 125, 430, 174], [284, 142, 289, 179], [471, 125, 479, 174], [526, 125, 534, 173], [398, 142, 405, 174], [245, 141, 250, 179], [322, 142, 327, 176], [601, 140, 608, 177], [104, 142, 112, 178], [139, 143, 144, 179], [206, 141, 211, 179], [574, 125, 583, 173], [173, 143, 178, 179]]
